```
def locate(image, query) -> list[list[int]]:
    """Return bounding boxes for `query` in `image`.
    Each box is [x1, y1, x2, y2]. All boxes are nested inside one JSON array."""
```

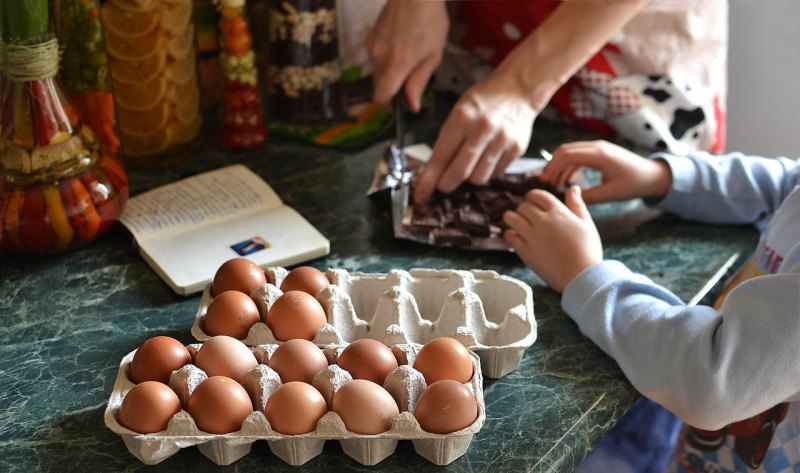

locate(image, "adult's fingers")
[[492, 145, 521, 179], [404, 54, 440, 113], [373, 66, 407, 107], [437, 130, 492, 193], [469, 135, 507, 186], [412, 126, 465, 203]]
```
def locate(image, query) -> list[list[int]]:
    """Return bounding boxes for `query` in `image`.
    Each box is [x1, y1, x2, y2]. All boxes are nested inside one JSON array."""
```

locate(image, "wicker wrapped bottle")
[[0, 0, 129, 255], [265, 0, 345, 124]]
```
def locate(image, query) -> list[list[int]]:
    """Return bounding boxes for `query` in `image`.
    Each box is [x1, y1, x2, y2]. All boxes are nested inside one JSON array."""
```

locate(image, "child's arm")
[[541, 140, 800, 226], [649, 151, 799, 226], [562, 251, 800, 430]]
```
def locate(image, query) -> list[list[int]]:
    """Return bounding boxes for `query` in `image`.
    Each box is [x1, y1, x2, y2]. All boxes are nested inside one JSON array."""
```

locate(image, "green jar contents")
[[58, 0, 121, 157], [0, 0, 129, 255]]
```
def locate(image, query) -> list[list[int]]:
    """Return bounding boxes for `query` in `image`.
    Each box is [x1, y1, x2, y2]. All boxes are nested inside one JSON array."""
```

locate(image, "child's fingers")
[[565, 185, 592, 222], [542, 145, 597, 185], [503, 209, 534, 234], [503, 229, 525, 250], [580, 179, 628, 204], [525, 188, 560, 211]]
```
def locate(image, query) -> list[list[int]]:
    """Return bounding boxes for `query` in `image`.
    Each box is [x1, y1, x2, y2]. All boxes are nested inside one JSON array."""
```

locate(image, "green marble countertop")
[[0, 99, 759, 472]]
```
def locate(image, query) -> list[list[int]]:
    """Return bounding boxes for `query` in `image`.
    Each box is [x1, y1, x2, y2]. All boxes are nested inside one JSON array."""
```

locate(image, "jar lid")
[[219, 0, 245, 8]]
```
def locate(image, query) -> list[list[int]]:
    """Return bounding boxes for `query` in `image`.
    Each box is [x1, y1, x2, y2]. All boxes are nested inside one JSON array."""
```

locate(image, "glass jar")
[[0, 0, 129, 255], [265, 0, 345, 125], [102, 0, 202, 168], [217, 0, 268, 150]]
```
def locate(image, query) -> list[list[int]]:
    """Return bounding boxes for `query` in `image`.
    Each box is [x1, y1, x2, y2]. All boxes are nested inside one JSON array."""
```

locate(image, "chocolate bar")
[[404, 170, 563, 248], [429, 228, 473, 247]]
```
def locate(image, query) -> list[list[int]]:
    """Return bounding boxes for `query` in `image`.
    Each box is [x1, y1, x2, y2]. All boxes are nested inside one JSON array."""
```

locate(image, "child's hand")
[[504, 186, 602, 293], [539, 141, 672, 204]]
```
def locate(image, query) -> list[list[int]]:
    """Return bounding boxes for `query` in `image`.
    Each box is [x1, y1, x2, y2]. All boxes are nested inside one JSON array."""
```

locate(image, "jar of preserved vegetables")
[[101, 0, 202, 168], [217, 0, 268, 150], [265, 0, 345, 125], [0, 0, 129, 255]]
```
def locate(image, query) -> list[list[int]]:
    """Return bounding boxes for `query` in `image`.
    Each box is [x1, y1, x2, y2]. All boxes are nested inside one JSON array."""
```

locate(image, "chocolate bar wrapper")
[[393, 157, 586, 251]]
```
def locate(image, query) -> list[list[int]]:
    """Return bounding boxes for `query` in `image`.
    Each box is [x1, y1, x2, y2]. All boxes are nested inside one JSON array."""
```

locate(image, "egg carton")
[[192, 268, 536, 378], [104, 333, 485, 466]]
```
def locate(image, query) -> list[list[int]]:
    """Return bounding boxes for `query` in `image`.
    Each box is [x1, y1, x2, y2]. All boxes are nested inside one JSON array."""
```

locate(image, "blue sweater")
[[562, 151, 800, 472]]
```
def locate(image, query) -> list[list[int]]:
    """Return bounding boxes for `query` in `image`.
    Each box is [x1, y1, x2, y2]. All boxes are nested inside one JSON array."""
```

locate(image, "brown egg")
[[266, 290, 327, 341], [413, 337, 474, 384], [195, 335, 259, 382], [204, 290, 261, 340], [264, 381, 328, 435], [268, 339, 328, 384], [414, 379, 478, 434], [118, 381, 182, 434], [336, 339, 398, 385], [187, 376, 254, 434], [212, 258, 266, 296], [332, 379, 400, 434], [280, 266, 329, 296], [129, 336, 192, 384]]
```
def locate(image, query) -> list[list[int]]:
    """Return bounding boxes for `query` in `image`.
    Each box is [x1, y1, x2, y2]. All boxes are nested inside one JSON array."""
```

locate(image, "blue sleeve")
[[650, 152, 800, 228], [561, 256, 800, 430]]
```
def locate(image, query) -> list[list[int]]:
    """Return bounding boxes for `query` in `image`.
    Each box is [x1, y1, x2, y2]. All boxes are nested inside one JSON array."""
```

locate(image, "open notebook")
[[120, 165, 330, 295]]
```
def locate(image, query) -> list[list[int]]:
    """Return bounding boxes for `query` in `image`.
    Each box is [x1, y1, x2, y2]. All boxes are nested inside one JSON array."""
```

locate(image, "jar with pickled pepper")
[[265, 0, 346, 125], [101, 0, 202, 168], [217, 0, 268, 150], [0, 0, 129, 255]]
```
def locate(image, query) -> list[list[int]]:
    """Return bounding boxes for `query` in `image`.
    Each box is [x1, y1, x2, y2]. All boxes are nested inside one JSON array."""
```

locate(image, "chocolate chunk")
[[490, 173, 529, 194], [457, 207, 491, 237], [429, 228, 473, 247], [448, 185, 472, 205], [411, 205, 442, 233], [505, 191, 526, 206], [473, 188, 502, 203], [480, 193, 516, 221]]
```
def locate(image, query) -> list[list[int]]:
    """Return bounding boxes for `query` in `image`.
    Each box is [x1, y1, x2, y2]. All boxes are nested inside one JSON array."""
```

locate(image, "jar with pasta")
[[0, 0, 129, 255], [266, 0, 345, 125], [101, 0, 202, 168]]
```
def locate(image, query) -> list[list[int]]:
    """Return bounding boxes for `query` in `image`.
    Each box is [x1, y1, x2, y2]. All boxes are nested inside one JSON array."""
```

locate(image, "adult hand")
[[504, 186, 602, 293], [412, 73, 537, 204], [539, 141, 672, 204], [366, 0, 449, 113]]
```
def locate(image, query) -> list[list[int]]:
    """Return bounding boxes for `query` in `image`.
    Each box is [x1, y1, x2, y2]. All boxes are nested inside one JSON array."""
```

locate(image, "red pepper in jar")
[[79, 168, 116, 236], [19, 185, 58, 253], [29, 80, 60, 146], [59, 176, 102, 246], [2, 188, 25, 252], [42, 184, 75, 251], [98, 154, 129, 210]]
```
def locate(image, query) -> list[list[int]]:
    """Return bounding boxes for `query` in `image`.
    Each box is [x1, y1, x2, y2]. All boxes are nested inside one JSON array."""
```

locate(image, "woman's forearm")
[[496, 0, 651, 112]]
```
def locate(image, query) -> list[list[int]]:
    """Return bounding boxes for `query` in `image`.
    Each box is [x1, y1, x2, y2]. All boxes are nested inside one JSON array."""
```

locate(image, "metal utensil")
[[388, 94, 407, 181], [366, 95, 411, 201]]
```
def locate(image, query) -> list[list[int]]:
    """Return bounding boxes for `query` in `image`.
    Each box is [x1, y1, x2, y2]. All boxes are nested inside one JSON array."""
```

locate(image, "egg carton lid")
[[192, 267, 536, 378], [104, 334, 485, 466]]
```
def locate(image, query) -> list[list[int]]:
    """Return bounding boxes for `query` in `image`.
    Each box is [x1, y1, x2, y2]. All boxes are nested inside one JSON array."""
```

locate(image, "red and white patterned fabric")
[[435, 0, 728, 153]]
